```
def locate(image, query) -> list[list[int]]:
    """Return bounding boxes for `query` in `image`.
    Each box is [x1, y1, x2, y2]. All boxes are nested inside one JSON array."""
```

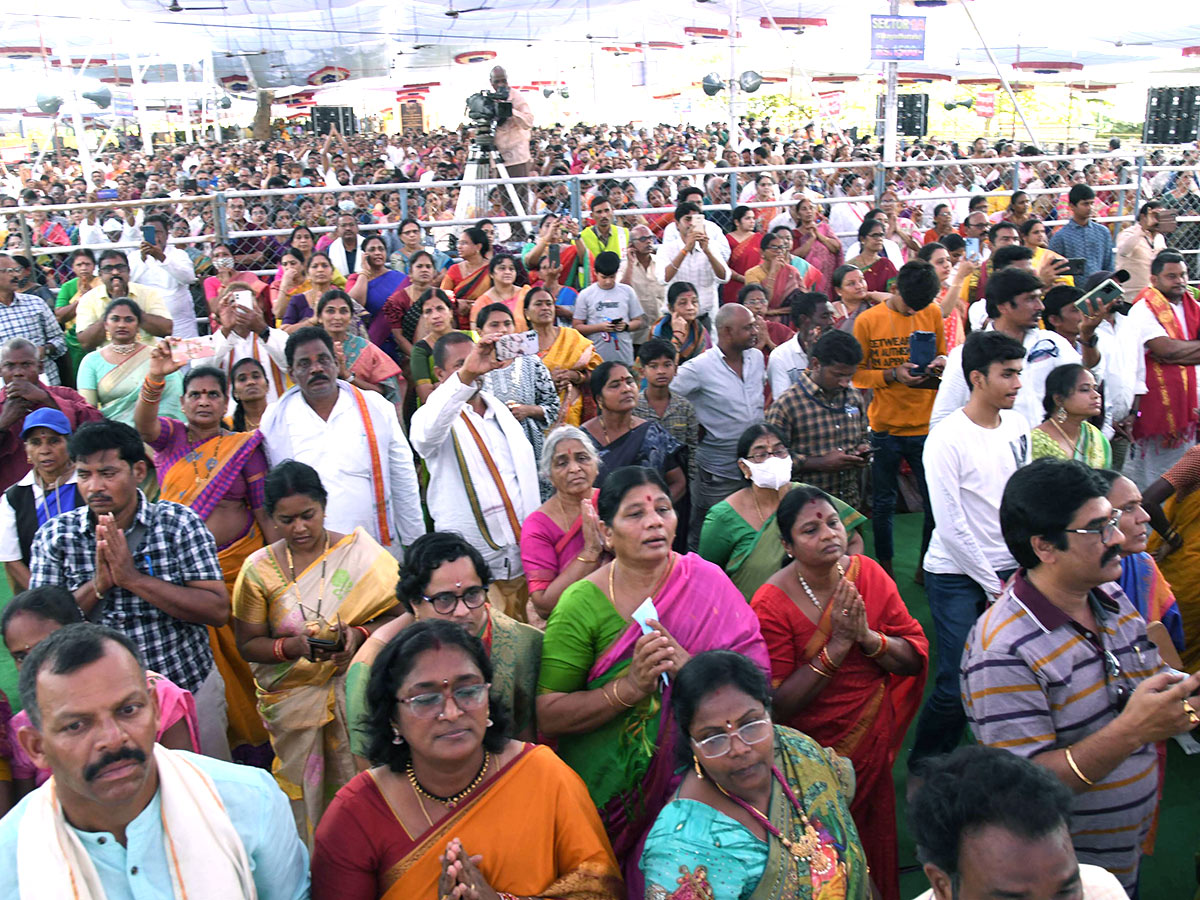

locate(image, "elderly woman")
[[583, 361, 685, 499], [640, 651, 870, 900], [750, 486, 927, 900], [700, 425, 866, 603], [232, 460, 399, 845], [651, 282, 710, 364], [521, 426, 604, 622], [312, 620, 623, 900], [537, 466, 769, 894], [745, 231, 808, 323], [345, 531, 542, 763]]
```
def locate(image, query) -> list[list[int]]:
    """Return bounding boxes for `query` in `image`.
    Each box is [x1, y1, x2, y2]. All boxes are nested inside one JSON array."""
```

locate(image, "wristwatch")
[[1080, 334, 1099, 349]]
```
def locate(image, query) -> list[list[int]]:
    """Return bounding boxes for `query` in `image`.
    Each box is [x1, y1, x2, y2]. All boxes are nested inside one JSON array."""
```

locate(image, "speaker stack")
[[311, 106, 357, 136], [876, 93, 929, 138], [1143, 87, 1200, 144]]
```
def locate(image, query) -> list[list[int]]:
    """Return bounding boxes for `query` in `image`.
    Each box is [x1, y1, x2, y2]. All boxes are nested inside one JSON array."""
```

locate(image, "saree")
[[745, 264, 807, 318], [1119, 552, 1185, 656], [341, 335, 403, 404], [640, 726, 870, 900], [538, 552, 770, 896], [800, 221, 843, 295], [344, 605, 542, 758], [80, 346, 184, 425], [520, 489, 601, 594], [539, 326, 598, 426], [440, 263, 492, 329], [652, 316, 710, 363], [311, 744, 623, 900], [1146, 472, 1200, 672], [471, 286, 530, 333], [1030, 423, 1112, 468], [724, 232, 763, 306], [749, 555, 928, 900], [231, 527, 399, 845], [858, 257, 897, 293], [158, 426, 271, 752], [699, 484, 867, 603], [594, 420, 681, 487]]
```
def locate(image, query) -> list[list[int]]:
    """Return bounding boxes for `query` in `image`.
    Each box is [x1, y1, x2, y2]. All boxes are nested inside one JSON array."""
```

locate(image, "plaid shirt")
[[0, 292, 66, 386], [766, 370, 868, 506], [29, 492, 222, 692], [635, 392, 700, 483]]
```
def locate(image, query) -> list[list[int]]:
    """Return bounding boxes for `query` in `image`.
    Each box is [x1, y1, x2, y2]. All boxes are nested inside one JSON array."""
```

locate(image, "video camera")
[[464, 90, 512, 132]]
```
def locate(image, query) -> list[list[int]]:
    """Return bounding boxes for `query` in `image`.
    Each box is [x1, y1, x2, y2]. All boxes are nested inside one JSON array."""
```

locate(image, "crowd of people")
[[0, 92, 1199, 900]]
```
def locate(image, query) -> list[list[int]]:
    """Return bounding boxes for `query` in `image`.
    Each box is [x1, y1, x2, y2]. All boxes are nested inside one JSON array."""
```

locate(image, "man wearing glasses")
[[618, 224, 664, 349], [961, 458, 1200, 896], [73, 250, 173, 351], [0, 254, 67, 387]]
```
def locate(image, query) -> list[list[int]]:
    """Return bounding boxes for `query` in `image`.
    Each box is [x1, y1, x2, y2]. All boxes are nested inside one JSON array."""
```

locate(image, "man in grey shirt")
[[672, 303, 764, 550], [572, 250, 644, 365]]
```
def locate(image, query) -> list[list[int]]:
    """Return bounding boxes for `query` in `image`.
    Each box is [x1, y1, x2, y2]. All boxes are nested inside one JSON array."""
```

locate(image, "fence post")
[[17, 210, 34, 265], [214, 191, 229, 245], [873, 161, 885, 207], [1132, 153, 1145, 233], [727, 171, 739, 213], [399, 187, 409, 220], [568, 176, 582, 225]]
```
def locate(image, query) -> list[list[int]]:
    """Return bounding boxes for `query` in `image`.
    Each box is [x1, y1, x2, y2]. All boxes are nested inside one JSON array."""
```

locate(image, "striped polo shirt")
[[961, 570, 1165, 893]]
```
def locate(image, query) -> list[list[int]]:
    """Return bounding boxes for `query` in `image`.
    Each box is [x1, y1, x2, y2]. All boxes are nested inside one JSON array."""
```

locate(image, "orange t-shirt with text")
[[852, 302, 946, 436]]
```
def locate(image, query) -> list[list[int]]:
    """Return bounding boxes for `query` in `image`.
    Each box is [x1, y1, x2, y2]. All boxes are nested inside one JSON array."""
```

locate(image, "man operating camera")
[[489, 66, 534, 218]]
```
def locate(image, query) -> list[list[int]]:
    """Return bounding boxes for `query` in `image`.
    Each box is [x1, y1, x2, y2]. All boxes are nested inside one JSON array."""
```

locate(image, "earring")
[[1054, 406, 1068, 424], [391, 728, 404, 745], [693, 757, 704, 779], [486, 717, 494, 727]]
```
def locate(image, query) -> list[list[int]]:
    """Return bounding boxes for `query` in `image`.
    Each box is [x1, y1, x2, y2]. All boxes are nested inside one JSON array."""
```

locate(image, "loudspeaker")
[[876, 93, 928, 137], [1145, 87, 1200, 144], [311, 105, 357, 136]]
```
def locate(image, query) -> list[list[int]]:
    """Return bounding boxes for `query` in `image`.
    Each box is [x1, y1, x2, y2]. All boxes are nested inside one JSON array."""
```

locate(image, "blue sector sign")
[[870, 15, 926, 61]]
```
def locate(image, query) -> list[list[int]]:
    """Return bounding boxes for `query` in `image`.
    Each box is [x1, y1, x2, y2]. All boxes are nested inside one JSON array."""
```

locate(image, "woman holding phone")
[[204, 244, 270, 323]]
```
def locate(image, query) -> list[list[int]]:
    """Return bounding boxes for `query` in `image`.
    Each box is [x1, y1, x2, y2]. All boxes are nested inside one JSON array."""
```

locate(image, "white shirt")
[[259, 383, 424, 554], [655, 223, 731, 319], [827, 199, 869, 251], [931, 326, 1082, 432], [0, 470, 79, 563], [923, 408, 1030, 593], [766, 334, 808, 399], [408, 373, 540, 579], [127, 245, 198, 338], [1125, 293, 1194, 399], [911, 864, 1127, 900]]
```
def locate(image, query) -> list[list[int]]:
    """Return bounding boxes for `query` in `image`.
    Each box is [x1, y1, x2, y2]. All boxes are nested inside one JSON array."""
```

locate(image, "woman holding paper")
[[537, 465, 769, 896]]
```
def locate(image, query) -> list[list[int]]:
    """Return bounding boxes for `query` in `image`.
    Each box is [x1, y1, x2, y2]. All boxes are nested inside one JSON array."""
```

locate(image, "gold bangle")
[[577, 554, 598, 564], [864, 631, 888, 659], [611, 678, 637, 708], [1065, 746, 1094, 786], [600, 682, 616, 708], [809, 663, 832, 679]]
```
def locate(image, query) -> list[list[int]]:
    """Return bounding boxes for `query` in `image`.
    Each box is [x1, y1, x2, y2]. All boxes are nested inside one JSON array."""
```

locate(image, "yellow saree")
[[540, 325, 599, 426], [231, 527, 399, 845]]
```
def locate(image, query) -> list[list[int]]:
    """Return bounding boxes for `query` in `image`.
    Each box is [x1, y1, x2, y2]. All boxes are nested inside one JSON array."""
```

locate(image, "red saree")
[[440, 263, 492, 329], [724, 232, 763, 305], [749, 555, 928, 900]]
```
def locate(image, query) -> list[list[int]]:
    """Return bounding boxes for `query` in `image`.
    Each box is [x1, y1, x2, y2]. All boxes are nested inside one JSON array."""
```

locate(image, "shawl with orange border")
[[1133, 285, 1200, 446]]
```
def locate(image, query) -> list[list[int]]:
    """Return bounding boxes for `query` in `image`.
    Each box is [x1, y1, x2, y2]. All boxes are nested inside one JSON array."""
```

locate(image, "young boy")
[[572, 250, 645, 364]]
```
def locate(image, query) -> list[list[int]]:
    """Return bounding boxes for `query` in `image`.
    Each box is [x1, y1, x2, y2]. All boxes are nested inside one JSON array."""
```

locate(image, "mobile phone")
[[170, 338, 216, 364], [141, 225, 156, 245], [233, 290, 254, 310], [1074, 278, 1124, 316], [964, 237, 981, 262], [305, 636, 340, 650], [1065, 258, 1087, 278], [548, 243, 560, 267], [96, 188, 118, 200], [494, 330, 540, 360], [908, 331, 937, 375], [1156, 209, 1178, 234]]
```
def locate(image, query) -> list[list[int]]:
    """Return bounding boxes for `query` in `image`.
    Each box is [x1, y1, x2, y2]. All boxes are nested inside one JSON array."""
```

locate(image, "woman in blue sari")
[[651, 282, 710, 364], [347, 235, 406, 354]]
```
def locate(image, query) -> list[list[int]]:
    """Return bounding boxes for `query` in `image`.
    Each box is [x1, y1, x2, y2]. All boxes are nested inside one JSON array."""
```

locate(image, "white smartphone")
[[494, 330, 539, 361], [233, 290, 254, 310]]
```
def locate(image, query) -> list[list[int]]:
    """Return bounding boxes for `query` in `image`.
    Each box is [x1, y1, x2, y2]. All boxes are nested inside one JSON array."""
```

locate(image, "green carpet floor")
[[1, 515, 1197, 893]]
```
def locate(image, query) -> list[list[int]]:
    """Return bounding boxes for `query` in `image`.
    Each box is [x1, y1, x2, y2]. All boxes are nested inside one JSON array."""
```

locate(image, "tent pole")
[[883, 0, 899, 163], [960, 0, 1039, 148]]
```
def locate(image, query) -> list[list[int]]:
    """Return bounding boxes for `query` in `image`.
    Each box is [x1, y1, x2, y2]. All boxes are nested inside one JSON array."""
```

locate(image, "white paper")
[[631, 597, 669, 687]]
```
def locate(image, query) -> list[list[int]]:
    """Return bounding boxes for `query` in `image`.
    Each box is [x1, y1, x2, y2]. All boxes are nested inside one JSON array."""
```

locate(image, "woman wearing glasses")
[[640, 650, 871, 900], [537, 466, 769, 896], [700, 426, 866, 603], [749, 486, 926, 900], [345, 532, 542, 762], [232, 460, 399, 846], [845, 219, 899, 294], [1031, 364, 1111, 467], [312, 619, 622, 900]]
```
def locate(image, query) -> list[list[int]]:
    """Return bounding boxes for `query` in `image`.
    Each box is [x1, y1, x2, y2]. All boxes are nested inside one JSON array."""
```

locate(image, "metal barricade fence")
[[11, 152, 1198, 282]]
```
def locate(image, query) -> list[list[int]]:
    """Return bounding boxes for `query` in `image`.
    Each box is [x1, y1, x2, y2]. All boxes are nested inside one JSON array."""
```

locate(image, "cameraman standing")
[[490, 66, 534, 219]]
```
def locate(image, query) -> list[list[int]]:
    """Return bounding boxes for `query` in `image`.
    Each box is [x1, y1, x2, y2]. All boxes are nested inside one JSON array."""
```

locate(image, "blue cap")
[[20, 408, 71, 439]]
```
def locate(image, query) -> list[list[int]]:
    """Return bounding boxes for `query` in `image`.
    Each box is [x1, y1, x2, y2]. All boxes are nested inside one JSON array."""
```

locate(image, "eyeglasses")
[[965, 221, 987, 230], [866, 232, 885, 239], [100, 264, 130, 274], [1065, 510, 1123, 543], [743, 447, 791, 464], [691, 718, 773, 758], [398, 681, 491, 719], [421, 585, 488, 614], [0, 267, 20, 275]]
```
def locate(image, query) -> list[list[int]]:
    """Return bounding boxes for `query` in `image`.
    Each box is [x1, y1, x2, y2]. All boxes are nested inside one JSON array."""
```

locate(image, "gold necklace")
[[109, 341, 138, 355], [406, 751, 490, 809], [609, 553, 676, 606], [1047, 418, 1082, 457], [286, 532, 330, 618], [751, 488, 768, 525]]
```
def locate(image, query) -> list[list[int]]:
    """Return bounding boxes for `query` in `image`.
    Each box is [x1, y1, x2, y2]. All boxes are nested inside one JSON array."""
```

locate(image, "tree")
[[253, 90, 274, 140]]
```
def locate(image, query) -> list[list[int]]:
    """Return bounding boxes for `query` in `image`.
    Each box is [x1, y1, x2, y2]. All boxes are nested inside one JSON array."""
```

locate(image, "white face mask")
[[741, 455, 792, 491], [213, 256, 234, 269]]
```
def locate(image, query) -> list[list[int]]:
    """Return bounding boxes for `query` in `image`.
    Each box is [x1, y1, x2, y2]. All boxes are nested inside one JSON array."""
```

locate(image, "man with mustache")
[[73, 249, 173, 351], [27, 419, 233, 759], [961, 458, 1200, 895], [0, 622, 309, 898], [258, 326, 424, 557]]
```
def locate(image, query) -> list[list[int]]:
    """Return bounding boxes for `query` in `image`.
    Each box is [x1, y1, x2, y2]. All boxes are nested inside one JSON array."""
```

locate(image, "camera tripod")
[[453, 130, 528, 235]]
